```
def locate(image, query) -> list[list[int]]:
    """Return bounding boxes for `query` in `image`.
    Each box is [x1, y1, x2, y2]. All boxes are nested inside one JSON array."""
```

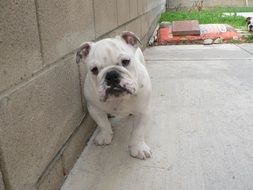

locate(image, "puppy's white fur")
[[76, 32, 152, 159]]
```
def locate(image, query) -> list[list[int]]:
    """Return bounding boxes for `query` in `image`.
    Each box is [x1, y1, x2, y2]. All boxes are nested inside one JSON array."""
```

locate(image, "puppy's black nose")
[[105, 70, 120, 85]]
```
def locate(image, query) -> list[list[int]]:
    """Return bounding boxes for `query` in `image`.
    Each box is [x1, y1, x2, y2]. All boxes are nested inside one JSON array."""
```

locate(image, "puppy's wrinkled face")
[[76, 33, 141, 102], [90, 39, 138, 101]]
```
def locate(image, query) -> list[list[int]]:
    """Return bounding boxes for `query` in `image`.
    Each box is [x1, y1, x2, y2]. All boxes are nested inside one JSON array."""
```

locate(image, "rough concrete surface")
[[238, 44, 253, 54], [37, 158, 64, 190], [129, 0, 138, 19], [0, 0, 43, 93], [137, 0, 144, 15], [61, 44, 253, 190], [126, 18, 142, 38], [108, 25, 127, 38], [94, 0, 118, 37], [144, 44, 253, 61], [61, 115, 96, 174], [36, 0, 95, 65], [141, 14, 149, 37], [0, 55, 83, 190], [0, 170, 5, 190], [117, 0, 130, 25]]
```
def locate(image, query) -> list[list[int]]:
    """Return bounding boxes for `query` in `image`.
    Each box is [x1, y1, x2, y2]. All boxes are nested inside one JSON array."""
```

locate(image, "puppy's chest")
[[104, 98, 133, 116]]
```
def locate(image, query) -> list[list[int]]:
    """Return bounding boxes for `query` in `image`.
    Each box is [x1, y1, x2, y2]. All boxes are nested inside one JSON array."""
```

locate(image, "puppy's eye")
[[91, 67, 98, 75], [121, 59, 130, 67]]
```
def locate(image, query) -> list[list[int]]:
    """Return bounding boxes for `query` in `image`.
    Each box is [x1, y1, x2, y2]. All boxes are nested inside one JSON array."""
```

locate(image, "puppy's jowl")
[[246, 17, 253, 32], [76, 31, 152, 159]]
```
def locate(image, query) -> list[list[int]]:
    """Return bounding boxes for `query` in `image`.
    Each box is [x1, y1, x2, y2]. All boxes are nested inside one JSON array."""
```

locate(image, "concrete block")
[[143, 0, 149, 13], [108, 25, 127, 38], [167, 0, 193, 8], [155, 0, 166, 8], [94, 0, 118, 37], [62, 114, 96, 174], [129, 0, 138, 19], [143, 4, 164, 36], [146, 9, 153, 27], [117, 0, 130, 25], [149, 4, 164, 26], [148, 0, 156, 10], [149, 0, 155, 9], [37, 158, 64, 190], [137, 0, 144, 15], [126, 18, 142, 39], [141, 14, 149, 37], [78, 63, 88, 113], [0, 170, 5, 190], [141, 31, 149, 49], [0, 0, 43, 93], [148, 12, 160, 35], [36, 0, 95, 65], [0, 55, 83, 190]]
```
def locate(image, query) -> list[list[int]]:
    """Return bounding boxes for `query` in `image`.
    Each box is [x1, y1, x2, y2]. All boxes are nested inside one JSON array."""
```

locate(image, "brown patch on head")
[[76, 42, 92, 63], [120, 31, 142, 46]]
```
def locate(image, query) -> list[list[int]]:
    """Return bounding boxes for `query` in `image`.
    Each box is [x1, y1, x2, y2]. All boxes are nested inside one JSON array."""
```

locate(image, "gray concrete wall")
[[168, 0, 253, 9], [0, 0, 166, 190]]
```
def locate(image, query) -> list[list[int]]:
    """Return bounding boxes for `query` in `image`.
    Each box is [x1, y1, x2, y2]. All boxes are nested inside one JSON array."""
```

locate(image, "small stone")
[[233, 36, 239, 40], [203, 39, 213, 45], [214, 38, 223, 44]]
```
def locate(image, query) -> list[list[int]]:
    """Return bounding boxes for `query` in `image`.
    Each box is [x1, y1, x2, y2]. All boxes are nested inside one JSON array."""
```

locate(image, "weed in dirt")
[[245, 34, 253, 42]]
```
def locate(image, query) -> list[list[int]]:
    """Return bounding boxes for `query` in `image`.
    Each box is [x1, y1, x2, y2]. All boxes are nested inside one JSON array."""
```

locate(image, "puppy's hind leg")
[[88, 104, 113, 145]]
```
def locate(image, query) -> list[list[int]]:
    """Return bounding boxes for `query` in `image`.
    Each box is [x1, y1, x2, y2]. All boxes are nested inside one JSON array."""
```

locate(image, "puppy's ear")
[[120, 31, 142, 47], [76, 42, 92, 64], [246, 17, 252, 23]]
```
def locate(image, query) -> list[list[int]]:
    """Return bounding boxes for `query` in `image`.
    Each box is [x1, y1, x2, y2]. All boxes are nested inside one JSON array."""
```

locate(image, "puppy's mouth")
[[103, 84, 132, 101]]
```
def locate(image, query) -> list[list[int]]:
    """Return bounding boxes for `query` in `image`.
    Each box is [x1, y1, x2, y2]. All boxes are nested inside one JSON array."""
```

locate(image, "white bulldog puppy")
[[246, 17, 253, 32], [76, 31, 152, 159]]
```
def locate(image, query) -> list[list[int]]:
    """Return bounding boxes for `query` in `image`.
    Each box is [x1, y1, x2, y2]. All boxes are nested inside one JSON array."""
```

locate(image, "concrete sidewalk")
[[61, 44, 253, 190]]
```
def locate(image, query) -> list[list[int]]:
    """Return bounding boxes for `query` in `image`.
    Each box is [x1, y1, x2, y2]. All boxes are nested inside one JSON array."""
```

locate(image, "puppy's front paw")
[[94, 130, 113, 145], [128, 142, 152, 160]]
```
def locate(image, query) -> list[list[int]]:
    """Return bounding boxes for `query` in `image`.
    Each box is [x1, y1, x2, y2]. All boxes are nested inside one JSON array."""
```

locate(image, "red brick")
[[172, 20, 200, 36]]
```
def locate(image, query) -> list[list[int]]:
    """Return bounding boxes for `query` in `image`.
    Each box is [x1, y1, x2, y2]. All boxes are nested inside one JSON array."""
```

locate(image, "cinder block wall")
[[0, 0, 166, 190], [168, 0, 253, 9]]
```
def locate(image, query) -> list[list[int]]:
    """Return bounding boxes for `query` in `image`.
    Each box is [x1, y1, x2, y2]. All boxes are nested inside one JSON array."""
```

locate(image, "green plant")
[[160, 7, 249, 29], [245, 34, 253, 42], [228, 39, 241, 44]]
